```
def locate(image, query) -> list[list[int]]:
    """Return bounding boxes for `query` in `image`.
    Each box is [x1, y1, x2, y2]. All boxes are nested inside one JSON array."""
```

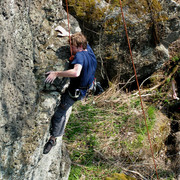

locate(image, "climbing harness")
[[68, 89, 81, 99], [118, 0, 159, 179]]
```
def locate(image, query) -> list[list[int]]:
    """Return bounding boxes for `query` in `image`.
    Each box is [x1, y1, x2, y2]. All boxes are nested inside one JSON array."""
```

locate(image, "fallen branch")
[[93, 75, 135, 103], [133, 64, 179, 96], [120, 166, 148, 180], [139, 75, 164, 89], [119, 75, 135, 91], [94, 149, 148, 180]]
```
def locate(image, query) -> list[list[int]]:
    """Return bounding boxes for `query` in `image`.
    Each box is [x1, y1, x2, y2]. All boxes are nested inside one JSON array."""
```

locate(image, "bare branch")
[[119, 75, 135, 91]]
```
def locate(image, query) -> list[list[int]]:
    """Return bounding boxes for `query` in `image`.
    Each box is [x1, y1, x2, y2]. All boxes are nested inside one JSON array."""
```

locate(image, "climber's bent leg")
[[50, 90, 83, 137]]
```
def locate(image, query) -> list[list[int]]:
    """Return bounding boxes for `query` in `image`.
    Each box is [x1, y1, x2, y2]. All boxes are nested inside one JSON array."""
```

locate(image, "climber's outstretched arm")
[[45, 64, 82, 84]]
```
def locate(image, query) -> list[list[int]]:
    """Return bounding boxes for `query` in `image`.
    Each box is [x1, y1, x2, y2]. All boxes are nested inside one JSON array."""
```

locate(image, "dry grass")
[[65, 78, 174, 179], [169, 38, 180, 59], [65, 37, 180, 180]]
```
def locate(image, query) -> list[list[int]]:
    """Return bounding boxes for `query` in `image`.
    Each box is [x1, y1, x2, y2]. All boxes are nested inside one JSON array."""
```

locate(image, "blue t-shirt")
[[68, 44, 97, 96]]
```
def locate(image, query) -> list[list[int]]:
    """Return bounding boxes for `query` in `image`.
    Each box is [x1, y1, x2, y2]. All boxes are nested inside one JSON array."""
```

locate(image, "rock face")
[[0, 0, 78, 179], [68, 0, 180, 83], [0, 0, 179, 179], [166, 102, 180, 179]]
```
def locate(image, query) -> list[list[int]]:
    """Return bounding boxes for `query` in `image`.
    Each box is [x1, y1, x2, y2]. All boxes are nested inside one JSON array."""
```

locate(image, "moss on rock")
[[105, 173, 136, 180]]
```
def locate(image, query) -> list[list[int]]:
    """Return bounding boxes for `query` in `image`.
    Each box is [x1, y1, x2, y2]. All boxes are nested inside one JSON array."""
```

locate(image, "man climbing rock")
[[43, 26, 97, 154]]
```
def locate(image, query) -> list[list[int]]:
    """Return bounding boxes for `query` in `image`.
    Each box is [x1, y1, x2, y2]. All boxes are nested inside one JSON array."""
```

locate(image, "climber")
[[43, 26, 97, 154]]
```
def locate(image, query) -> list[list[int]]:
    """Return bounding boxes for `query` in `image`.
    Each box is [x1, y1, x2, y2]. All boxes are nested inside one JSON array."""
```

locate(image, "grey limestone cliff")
[[0, 0, 180, 179], [0, 0, 77, 179]]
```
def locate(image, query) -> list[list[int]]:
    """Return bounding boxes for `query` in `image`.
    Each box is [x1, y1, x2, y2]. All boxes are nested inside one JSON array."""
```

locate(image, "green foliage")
[[147, 106, 156, 130], [68, 0, 167, 35], [147, 106, 156, 122], [68, 0, 107, 22], [154, 170, 175, 180], [166, 77, 171, 83], [105, 173, 136, 180], [69, 165, 82, 180], [65, 94, 172, 179], [134, 106, 156, 135], [130, 99, 141, 109], [86, 135, 99, 149], [65, 104, 99, 141], [131, 134, 144, 148], [69, 163, 120, 180], [172, 55, 180, 62]]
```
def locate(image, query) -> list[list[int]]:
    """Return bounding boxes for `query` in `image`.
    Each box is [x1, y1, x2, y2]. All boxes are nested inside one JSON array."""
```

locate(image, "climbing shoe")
[[43, 139, 56, 154]]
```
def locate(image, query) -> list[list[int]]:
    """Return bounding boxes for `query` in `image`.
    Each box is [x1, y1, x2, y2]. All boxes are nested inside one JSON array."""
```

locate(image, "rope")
[[118, 0, 159, 179], [65, 0, 72, 56], [65, 0, 159, 178]]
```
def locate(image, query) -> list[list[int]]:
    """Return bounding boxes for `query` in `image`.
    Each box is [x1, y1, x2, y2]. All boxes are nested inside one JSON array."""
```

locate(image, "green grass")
[[69, 163, 123, 180], [69, 166, 82, 180], [64, 95, 172, 179], [172, 55, 180, 62]]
